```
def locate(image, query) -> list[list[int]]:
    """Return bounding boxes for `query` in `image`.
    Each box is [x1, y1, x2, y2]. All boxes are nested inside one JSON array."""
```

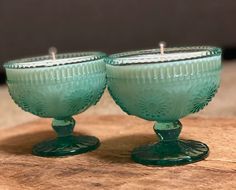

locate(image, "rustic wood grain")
[[0, 115, 235, 190]]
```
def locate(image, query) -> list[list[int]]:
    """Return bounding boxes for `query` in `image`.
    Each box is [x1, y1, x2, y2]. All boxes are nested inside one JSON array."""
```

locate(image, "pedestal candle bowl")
[[106, 47, 221, 166], [4, 52, 107, 157]]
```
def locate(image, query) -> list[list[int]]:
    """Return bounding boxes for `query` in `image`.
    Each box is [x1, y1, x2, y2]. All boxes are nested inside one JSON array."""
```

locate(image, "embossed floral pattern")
[[107, 60, 221, 122], [191, 81, 219, 113], [137, 89, 169, 121], [8, 76, 106, 118]]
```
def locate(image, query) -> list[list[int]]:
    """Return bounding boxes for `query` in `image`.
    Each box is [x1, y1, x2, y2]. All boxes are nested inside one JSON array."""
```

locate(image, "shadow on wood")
[[0, 131, 90, 156]]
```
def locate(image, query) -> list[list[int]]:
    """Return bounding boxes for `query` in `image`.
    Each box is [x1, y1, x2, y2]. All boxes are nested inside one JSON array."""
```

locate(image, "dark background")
[[0, 0, 236, 82]]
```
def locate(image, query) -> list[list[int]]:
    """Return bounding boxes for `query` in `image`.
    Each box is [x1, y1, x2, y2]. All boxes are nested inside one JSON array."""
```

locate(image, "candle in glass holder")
[[106, 46, 221, 166], [4, 49, 107, 157]]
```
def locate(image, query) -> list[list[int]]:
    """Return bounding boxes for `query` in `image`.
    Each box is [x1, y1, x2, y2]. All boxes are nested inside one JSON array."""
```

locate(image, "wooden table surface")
[[0, 115, 235, 190]]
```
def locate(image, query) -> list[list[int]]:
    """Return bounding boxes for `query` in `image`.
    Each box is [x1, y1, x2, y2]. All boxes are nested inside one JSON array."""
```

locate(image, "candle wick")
[[159, 41, 166, 55], [52, 52, 56, 60], [48, 47, 57, 61]]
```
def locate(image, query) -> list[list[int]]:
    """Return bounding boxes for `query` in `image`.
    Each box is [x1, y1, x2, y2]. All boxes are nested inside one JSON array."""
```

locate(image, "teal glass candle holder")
[[106, 47, 222, 166], [4, 52, 107, 157]]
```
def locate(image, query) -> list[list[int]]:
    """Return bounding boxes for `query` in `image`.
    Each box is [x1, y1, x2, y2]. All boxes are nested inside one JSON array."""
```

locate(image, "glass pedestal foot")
[[131, 139, 209, 166], [132, 121, 209, 166], [32, 117, 100, 157], [32, 135, 100, 157]]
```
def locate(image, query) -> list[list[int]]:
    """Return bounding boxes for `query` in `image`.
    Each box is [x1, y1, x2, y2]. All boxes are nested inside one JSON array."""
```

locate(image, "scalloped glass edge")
[[106, 46, 222, 66], [4, 51, 107, 69]]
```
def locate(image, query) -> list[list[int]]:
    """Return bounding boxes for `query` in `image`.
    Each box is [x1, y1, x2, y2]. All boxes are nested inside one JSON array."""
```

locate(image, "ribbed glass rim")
[[106, 46, 222, 66], [4, 51, 106, 69]]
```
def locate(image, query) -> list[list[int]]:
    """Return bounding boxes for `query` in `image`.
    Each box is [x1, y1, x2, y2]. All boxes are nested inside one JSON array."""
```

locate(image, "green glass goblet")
[[106, 47, 221, 166], [4, 52, 107, 157]]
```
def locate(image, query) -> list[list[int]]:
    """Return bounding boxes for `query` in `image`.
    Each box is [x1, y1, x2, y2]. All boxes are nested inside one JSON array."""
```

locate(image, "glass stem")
[[52, 117, 75, 138], [153, 120, 182, 142]]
